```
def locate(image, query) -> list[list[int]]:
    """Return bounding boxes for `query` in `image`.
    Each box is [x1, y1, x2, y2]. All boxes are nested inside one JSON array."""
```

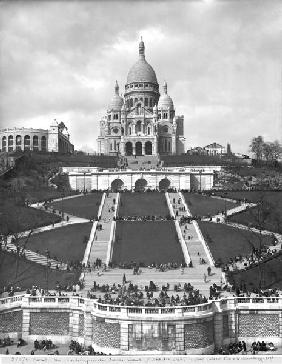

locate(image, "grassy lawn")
[[48, 192, 102, 219], [0, 201, 61, 235], [182, 192, 238, 217], [112, 221, 184, 265], [213, 191, 282, 233], [21, 223, 92, 263], [0, 251, 80, 290], [118, 192, 169, 217], [198, 221, 272, 265], [228, 253, 282, 290]]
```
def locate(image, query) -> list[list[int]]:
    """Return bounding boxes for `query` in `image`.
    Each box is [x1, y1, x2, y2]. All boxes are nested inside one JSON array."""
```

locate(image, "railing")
[[178, 191, 215, 267], [1, 295, 282, 317]]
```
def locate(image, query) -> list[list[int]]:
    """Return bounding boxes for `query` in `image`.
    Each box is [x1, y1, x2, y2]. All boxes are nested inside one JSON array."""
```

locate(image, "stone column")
[[84, 303, 93, 346], [175, 322, 185, 354], [214, 312, 223, 349], [21, 296, 31, 340], [120, 321, 129, 352], [142, 142, 145, 155], [132, 144, 136, 156], [70, 311, 80, 340], [172, 135, 176, 155], [228, 311, 237, 342]]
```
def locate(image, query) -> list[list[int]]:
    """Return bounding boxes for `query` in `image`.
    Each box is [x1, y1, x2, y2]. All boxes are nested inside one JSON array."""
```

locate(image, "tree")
[[262, 140, 282, 161], [249, 136, 264, 160]]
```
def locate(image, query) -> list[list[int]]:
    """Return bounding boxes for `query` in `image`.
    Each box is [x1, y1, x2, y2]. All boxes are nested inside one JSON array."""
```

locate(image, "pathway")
[[88, 192, 118, 265], [1, 238, 67, 270]]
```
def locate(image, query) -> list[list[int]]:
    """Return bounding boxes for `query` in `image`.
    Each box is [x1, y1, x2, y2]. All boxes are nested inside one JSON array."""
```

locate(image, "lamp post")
[[199, 171, 202, 192], [61, 191, 65, 220], [45, 249, 50, 292], [83, 172, 86, 193]]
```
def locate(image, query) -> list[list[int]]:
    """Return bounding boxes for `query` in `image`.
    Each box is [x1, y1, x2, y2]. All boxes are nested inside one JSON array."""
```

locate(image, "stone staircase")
[[167, 192, 223, 291], [125, 155, 160, 170], [2, 239, 67, 270], [88, 193, 118, 265]]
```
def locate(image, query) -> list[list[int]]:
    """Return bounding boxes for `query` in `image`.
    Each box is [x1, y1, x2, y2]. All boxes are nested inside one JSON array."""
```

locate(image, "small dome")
[[108, 81, 124, 110], [158, 81, 174, 109], [126, 39, 158, 84]]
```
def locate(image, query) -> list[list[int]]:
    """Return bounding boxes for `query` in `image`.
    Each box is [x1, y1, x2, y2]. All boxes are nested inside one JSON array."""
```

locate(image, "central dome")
[[126, 39, 158, 85]]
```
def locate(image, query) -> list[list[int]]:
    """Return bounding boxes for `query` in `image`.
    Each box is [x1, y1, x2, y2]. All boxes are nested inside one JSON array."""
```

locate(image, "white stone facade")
[[97, 40, 186, 156], [62, 166, 220, 192], [0, 122, 74, 153]]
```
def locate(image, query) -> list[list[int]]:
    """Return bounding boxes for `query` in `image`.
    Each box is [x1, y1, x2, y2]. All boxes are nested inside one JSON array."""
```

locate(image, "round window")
[[112, 128, 119, 134]]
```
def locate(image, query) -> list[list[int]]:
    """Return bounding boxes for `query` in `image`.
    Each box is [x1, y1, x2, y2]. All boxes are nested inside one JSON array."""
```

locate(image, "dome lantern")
[[126, 39, 158, 85], [158, 81, 174, 110], [108, 81, 124, 111], [139, 37, 145, 60]]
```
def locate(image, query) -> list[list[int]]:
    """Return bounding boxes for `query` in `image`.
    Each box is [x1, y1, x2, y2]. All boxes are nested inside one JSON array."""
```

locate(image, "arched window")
[[163, 112, 168, 119], [16, 135, 22, 151], [130, 99, 133, 107], [24, 135, 30, 150], [8, 135, 13, 152], [33, 135, 39, 150], [136, 120, 142, 133], [41, 136, 47, 151], [168, 141, 171, 152], [129, 127, 131, 135], [2, 136, 7, 152], [148, 127, 150, 135], [145, 98, 148, 106]]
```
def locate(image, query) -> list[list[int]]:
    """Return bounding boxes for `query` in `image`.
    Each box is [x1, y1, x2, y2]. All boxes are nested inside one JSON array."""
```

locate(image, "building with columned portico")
[[97, 39, 186, 156]]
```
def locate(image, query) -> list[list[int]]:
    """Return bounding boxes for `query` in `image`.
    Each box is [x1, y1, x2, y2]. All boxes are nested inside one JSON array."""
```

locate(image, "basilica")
[[97, 39, 186, 156]]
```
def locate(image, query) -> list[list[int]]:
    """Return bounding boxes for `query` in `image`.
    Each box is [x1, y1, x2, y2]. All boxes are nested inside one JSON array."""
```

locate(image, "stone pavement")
[[82, 266, 223, 298], [88, 192, 118, 265]]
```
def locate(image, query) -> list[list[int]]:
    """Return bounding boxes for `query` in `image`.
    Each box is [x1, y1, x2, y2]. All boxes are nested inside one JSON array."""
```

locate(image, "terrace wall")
[[1, 296, 282, 354], [63, 166, 221, 191]]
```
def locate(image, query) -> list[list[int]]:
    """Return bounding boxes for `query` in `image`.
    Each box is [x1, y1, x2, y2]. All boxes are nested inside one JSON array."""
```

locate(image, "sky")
[[0, 0, 282, 154]]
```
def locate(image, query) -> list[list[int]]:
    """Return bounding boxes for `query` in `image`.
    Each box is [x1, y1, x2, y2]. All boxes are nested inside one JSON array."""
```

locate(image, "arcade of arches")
[[125, 141, 153, 156], [109, 177, 171, 192]]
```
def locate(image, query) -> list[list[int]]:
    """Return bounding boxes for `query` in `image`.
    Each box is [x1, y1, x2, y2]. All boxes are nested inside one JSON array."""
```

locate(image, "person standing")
[[207, 266, 211, 276]]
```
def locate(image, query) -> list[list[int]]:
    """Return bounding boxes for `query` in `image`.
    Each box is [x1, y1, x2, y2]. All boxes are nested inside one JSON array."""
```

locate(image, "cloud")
[[0, 0, 282, 153]]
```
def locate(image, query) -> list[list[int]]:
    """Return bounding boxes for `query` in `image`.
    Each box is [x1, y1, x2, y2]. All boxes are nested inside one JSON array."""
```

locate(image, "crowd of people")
[[68, 340, 107, 356], [223, 245, 282, 273], [87, 280, 208, 307], [115, 215, 173, 221]]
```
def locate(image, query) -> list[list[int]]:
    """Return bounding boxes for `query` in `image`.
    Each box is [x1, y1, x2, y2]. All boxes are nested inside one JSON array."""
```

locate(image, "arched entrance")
[[159, 178, 171, 191], [135, 141, 142, 156], [111, 179, 124, 192], [125, 142, 133, 156], [145, 141, 152, 155], [135, 178, 147, 192]]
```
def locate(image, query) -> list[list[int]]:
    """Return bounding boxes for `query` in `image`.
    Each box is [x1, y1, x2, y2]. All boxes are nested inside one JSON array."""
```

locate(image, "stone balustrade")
[[1, 294, 282, 353]]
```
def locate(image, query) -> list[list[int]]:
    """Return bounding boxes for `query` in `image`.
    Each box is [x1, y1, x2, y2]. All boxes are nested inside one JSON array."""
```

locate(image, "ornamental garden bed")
[[213, 191, 282, 233], [182, 192, 238, 217], [0, 251, 80, 290], [20, 223, 92, 263], [48, 192, 102, 219], [118, 192, 169, 217], [112, 221, 184, 265], [197, 221, 273, 265]]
